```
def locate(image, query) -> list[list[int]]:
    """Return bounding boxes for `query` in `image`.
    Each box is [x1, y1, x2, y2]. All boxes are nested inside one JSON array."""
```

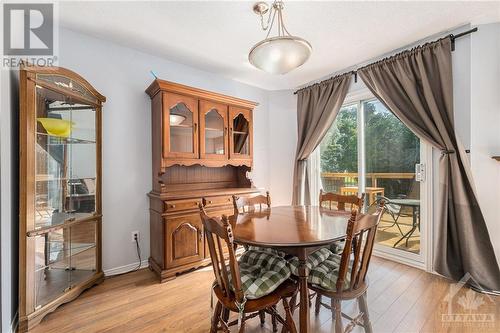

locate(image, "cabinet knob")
[[169, 204, 176, 208], [208, 200, 213, 204]]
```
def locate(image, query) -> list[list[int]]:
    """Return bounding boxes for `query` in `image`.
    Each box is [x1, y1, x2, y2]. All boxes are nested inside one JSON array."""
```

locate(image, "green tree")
[[320, 106, 357, 172], [320, 101, 420, 196]]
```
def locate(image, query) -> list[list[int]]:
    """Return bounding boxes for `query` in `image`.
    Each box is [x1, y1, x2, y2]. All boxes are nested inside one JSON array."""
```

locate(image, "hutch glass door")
[[229, 107, 251, 159], [200, 100, 228, 159], [163, 92, 199, 159]]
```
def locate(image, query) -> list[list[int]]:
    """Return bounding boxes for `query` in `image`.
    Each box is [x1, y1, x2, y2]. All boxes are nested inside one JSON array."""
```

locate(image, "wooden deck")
[[31, 256, 499, 333], [376, 215, 420, 254]]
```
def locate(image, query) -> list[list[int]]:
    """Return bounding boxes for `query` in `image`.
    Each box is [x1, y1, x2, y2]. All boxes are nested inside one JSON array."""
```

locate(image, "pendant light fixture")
[[249, 1, 312, 74]]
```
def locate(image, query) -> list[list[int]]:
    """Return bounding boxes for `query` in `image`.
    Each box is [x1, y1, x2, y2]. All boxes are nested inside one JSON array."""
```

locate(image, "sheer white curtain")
[[307, 148, 322, 206]]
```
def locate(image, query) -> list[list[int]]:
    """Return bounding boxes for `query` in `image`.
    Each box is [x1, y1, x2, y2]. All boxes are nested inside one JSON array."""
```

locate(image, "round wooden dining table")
[[230, 205, 352, 333]]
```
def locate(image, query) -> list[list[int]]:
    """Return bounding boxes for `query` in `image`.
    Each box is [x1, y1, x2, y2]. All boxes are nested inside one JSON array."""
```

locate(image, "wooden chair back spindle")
[[319, 190, 365, 212], [335, 201, 385, 293], [199, 205, 245, 302], [233, 191, 271, 215]]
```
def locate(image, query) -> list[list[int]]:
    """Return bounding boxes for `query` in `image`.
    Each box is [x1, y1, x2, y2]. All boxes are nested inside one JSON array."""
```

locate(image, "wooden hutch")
[[146, 79, 260, 282], [18, 65, 105, 331]]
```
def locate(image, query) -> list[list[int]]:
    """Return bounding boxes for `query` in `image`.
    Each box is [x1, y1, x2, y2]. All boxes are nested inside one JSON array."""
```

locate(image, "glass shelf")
[[37, 132, 96, 145], [35, 175, 96, 182], [35, 244, 96, 272], [33, 212, 96, 231]]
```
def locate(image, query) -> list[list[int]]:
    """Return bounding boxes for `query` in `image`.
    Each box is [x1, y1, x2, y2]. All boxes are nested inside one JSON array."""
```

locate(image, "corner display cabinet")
[[146, 79, 260, 282], [18, 65, 106, 331]]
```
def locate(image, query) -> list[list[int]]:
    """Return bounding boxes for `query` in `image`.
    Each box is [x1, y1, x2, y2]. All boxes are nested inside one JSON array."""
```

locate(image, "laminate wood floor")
[[31, 256, 500, 333]]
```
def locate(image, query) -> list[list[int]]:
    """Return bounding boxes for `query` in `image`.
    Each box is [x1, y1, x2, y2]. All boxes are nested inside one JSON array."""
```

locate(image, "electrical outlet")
[[131, 231, 139, 242]]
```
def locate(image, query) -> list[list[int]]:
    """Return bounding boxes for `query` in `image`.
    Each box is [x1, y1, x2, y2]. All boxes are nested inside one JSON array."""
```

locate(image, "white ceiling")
[[59, 1, 500, 91]]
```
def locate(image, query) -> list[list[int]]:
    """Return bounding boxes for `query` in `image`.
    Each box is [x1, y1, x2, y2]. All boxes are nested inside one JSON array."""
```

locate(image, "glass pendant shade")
[[249, 36, 312, 74]]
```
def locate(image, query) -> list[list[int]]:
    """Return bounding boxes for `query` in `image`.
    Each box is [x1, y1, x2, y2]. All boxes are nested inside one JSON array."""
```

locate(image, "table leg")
[[393, 206, 418, 248], [297, 248, 309, 333], [405, 206, 418, 247]]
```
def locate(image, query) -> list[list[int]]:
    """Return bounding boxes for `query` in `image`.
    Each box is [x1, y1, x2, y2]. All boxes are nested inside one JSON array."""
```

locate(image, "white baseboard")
[[10, 311, 18, 333], [104, 259, 149, 277]]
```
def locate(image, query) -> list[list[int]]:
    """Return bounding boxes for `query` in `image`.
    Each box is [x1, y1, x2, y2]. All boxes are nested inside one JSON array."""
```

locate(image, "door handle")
[[415, 164, 426, 182]]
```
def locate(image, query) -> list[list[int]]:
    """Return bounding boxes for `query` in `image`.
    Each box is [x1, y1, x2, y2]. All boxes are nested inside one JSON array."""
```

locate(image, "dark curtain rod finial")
[[293, 27, 478, 95]]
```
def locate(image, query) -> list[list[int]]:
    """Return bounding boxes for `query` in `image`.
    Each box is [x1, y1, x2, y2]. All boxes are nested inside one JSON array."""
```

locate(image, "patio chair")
[[368, 181, 418, 236], [370, 195, 405, 235]]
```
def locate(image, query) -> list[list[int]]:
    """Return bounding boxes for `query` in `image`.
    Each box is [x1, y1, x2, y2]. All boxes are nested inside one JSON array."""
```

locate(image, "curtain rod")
[[293, 27, 478, 95]]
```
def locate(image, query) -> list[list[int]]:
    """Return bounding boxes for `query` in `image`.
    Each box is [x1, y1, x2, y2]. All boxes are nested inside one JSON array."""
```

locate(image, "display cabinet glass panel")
[[34, 230, 70, 309], [232, 113, 250, 155], [205, 109, 225, 155], [69, 221, 97, 286], [169, 102, 194, 153], [34, 86, 97, 230]]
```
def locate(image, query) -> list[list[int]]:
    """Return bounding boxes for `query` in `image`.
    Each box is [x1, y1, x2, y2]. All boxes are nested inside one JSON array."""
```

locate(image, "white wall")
[[470, 23, 500, 262], [57, 28, 271, 273], [268, 91, 297, 206]]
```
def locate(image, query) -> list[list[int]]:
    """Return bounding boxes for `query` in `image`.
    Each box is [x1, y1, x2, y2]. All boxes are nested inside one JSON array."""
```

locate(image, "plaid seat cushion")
[[308, 252, 352, 291], [329, 241, 345, 254], [287, 247, 332, 276], [229, 251, 291, 299], [247, 245, 286, 257]]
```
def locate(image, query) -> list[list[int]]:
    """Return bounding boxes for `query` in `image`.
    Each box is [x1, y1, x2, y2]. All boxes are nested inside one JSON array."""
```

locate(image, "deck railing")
[[321, 172, 416, 197]]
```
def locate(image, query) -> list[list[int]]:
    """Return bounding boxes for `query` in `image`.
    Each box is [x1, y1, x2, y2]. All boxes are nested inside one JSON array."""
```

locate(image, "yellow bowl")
[[37, 118, 74, 138]]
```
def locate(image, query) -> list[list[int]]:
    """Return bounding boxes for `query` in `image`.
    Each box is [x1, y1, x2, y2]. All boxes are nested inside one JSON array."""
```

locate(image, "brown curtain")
[[292, 73, 352, 205], [358, 37, 500, 293]]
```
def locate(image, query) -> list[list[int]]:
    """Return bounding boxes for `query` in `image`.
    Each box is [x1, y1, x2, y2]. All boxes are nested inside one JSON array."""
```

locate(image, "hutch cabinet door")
[[228, 107, 253, 162], [199, 100, 228, 160], [165, 215, 204, 268], [162, 92, 199, 159]]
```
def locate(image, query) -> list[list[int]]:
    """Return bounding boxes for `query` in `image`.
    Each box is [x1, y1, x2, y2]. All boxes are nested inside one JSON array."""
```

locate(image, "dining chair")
[[233, 191, 271, 215], [199, 205, 298, 333], [319, 189, 365, 212], [310, 202, 385, 333], [319, 190, 365, 256]]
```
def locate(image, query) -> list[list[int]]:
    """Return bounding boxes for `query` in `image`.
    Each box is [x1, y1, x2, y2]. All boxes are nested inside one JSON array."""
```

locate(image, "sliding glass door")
[[319, 94, 429, 266]]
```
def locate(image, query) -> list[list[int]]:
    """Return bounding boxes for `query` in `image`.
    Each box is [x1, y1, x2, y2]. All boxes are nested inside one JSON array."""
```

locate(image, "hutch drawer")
[[203, 195, 233, 209], [164, 198, 201, 212]]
